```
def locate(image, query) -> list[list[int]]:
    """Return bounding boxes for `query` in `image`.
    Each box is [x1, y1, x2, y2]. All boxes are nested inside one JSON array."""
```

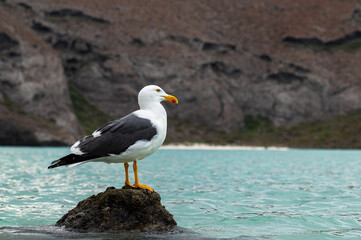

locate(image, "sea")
[[1, 147, 361, 240]]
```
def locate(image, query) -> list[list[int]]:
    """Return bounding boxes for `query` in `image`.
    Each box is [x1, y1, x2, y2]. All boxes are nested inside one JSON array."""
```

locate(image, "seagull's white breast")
[[93, 106, 167, 164], [126, 108, 167, 158]]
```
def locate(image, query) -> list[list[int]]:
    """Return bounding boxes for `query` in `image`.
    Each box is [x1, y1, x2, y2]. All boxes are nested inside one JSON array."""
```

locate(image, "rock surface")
[[0, 5, 80, 145], [1, 1, 361, 144], [55, 187, 177, 232]]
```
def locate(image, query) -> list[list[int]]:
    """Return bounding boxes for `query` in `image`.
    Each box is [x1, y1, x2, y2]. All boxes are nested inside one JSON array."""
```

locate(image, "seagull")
[[48, 85, 178, 192]]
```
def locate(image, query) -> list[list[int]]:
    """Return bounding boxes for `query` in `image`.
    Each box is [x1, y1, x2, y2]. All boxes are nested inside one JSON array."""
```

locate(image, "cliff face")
[[0, 0, 361, 145], [0, 6, 80, 145]]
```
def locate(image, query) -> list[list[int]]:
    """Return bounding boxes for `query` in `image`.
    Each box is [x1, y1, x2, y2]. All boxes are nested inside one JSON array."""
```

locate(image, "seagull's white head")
[[138, 85, 178, 109]]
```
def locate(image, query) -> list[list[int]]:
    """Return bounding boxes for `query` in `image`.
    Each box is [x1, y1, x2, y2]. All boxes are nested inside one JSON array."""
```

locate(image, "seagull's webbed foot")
[[133, 182, 154, 192], [125, 181, 136, 188]]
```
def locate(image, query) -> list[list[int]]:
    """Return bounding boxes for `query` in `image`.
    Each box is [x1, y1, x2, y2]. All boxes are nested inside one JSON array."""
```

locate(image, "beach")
[[162, 143, 289, 151]]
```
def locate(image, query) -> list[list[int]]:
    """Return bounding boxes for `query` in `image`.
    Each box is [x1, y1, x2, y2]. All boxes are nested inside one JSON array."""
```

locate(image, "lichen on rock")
[[55, 186, 177, 232]]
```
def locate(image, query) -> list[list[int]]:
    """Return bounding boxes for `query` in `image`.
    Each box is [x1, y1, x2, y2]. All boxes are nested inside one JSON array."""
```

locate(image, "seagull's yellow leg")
[[133, 160, 153, 192], [124, 162, 135, 188]]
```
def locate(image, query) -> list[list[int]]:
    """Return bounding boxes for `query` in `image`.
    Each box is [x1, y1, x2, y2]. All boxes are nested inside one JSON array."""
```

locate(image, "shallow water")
[[1, 147, 361, 239]]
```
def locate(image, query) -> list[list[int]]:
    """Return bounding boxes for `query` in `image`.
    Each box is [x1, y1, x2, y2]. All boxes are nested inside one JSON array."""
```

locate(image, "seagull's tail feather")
[[48, 153, 101, 169]]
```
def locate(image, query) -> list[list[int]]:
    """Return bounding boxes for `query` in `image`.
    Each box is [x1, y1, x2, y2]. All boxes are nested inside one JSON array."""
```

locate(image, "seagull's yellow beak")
[[163, 94, 178, 104]]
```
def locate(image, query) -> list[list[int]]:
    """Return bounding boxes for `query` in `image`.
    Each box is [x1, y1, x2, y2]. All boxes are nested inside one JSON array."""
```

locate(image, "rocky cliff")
[[0, 4, 80, 145], [0, 0, 360, 146]]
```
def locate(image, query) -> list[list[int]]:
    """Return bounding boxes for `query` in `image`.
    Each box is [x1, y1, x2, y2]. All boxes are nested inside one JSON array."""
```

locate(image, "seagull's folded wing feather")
[[75, 113, 157, 156]]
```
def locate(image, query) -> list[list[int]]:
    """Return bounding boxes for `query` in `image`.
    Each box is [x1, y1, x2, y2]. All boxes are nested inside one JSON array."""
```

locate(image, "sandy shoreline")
[[161, 143, 289, 150]]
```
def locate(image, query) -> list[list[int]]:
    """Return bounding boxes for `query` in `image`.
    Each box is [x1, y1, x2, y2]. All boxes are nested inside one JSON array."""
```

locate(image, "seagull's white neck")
[[139, 101, 167, 118]]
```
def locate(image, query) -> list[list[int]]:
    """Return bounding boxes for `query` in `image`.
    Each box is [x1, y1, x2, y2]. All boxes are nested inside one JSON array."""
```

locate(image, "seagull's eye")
[[156, 89, 160, 92]]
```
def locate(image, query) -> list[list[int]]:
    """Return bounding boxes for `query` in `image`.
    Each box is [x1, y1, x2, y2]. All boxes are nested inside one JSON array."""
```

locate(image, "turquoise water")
[[1, 147, 361, 239]]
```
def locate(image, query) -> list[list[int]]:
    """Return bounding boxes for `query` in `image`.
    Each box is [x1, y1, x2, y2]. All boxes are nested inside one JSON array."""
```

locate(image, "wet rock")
[[56, 187, 177, 232]]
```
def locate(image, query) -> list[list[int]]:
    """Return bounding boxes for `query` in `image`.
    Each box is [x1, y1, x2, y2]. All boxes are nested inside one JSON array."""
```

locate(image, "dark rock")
[[288, 63, 311, 73], [0, 33, 19, 52], [53, 39, 69, 50], [259, 54, 272, 62], [0, 79, 17, 90], [0, 119, 39, 146], [17, 2, 32, 10], [167, 34, 190, 44], [283, 36, 324, 46], [32, 21, 52, 33], [267, 71, 305, 84], [351, 8, 361, 21], [56, 187, 177, 232], [130, 38, 145, 47], [202, 41, 236, 53], [326, 31, 361, 48], [71, 39, 92, 54], [283, 31, 361, 50], [201, 61, 242, 78], [0, 119, 67, 146], [45, 9, 109, 24]]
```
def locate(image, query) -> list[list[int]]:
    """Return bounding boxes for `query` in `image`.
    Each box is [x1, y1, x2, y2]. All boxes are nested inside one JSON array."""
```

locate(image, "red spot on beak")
[[164, 94, 178, 104]]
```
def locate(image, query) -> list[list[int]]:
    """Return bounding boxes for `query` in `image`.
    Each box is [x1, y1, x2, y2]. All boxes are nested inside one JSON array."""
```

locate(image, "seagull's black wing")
[[48, 113, 157, 168]]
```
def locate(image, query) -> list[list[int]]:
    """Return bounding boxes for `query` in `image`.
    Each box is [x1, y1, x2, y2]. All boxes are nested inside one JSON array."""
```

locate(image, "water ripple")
[[1, 147, 361, 239]]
